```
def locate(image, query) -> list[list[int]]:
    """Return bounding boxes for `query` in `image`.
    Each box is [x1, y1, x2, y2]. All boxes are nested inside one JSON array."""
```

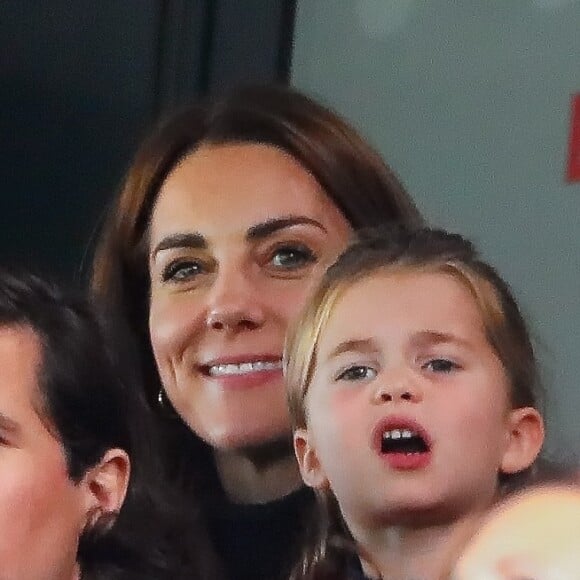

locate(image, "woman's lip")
[[371, 415, 433, 455], [197, 356, 283, 386], [199, 364, 283, 390], [199, 354, 282, 368], [205, 361, 282, 378]]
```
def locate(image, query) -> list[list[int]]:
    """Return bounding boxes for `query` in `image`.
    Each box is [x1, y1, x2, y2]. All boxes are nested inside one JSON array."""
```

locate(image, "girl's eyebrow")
[[325, 338, 379, 362], [325, 331, 473, 363], [411, 330, 473, 350], [246, 216, 327, 239]]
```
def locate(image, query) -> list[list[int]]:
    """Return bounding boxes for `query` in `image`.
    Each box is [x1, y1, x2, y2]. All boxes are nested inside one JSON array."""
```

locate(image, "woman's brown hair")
[[91, 84, 422, 402], [284, 227, 544, 579], [90, 84, 423, 577]]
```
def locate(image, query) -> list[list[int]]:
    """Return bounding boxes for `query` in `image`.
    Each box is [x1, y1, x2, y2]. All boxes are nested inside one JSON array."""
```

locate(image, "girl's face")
[[295, 270, 541, 529], [148, 142, 351, 450]]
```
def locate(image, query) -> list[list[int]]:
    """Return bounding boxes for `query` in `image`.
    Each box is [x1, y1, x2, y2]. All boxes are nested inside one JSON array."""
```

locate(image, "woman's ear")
[[501, 407, 545, 474], [81, 449, 131, 527], [293, 428, 329, 490]]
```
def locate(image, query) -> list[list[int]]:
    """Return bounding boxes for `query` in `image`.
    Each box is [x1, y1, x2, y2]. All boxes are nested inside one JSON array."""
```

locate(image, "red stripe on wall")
[[567, 93, 580, 182]]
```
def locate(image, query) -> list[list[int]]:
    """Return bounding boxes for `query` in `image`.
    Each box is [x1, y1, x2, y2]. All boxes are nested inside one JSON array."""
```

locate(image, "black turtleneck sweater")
[[208, 485, 315, 580]]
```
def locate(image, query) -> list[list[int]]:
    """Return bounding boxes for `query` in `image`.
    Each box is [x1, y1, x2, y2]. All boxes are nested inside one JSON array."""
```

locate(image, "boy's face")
[[454, 485, 580, 579], [0, 325, 90, 580], [294, 270, 542, 530]]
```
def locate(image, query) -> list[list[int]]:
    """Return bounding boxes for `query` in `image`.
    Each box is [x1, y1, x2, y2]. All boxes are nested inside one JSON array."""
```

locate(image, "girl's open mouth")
[[373, 416, 432, 470]]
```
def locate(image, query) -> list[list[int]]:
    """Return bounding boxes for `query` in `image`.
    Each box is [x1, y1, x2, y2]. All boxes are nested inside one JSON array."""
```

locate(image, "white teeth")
[[383, 429, 418, 440], [208, 360, 282, 377]]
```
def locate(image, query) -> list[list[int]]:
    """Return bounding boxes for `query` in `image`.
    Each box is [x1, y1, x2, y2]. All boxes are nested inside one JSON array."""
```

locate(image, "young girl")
[[284, 227, 546, 579]]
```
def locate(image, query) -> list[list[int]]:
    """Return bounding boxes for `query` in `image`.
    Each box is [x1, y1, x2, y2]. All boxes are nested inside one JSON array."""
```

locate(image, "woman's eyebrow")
[[151, 232, 207, 258], [246, 216, 327, 240]]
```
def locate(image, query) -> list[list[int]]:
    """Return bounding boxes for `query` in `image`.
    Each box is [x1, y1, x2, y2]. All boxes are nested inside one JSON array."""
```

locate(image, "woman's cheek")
[[149, 299, 187, 366], [280, 281, 323, 322]]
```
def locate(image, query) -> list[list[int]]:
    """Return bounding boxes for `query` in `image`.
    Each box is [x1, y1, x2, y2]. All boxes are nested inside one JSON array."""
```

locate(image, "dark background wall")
[[1, 0, 295, 278]]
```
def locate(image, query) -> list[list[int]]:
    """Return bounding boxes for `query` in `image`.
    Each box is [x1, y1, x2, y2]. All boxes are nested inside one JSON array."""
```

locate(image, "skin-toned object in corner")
[[454, 484, 580, 579]]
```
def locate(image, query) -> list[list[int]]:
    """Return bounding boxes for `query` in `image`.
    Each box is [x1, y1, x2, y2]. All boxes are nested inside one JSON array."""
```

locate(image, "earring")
[[156, 388, 177, 418]]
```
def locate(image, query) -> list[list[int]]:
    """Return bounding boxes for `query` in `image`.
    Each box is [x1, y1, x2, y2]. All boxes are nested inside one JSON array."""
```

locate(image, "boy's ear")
[[501, 407, 545, 474], [293, 428, 329, 490], [81, 448, 131, 527]]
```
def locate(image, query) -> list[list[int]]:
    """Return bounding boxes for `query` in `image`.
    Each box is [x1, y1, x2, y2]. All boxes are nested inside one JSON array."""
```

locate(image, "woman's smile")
[[199, 355, 284, 389], [204, 359, 283, 378]]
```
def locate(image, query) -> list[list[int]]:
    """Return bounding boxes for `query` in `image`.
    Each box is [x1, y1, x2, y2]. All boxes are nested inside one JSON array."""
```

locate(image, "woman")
[[91, 84, 424, 579]]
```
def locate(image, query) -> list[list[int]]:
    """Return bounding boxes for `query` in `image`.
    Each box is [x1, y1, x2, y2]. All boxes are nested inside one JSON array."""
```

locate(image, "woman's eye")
[[161, 260, 203, 282], [270, 245, 316, 269], [423, 358, 459, 373], [336, 365, 377, 382]]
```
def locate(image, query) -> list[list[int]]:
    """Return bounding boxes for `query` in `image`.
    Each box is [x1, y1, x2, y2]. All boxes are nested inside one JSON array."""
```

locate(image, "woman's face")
[[148, 143, 352, 450]]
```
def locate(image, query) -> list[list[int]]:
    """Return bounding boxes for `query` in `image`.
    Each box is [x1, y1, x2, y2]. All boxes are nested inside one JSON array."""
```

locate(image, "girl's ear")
[[501, 407, 545, 474], [80, 449, 131, 528], [293, 428, 329, 490]]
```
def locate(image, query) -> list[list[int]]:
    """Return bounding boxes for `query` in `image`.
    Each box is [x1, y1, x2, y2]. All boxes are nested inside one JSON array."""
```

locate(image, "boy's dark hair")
[[0, 269, 213, 579]]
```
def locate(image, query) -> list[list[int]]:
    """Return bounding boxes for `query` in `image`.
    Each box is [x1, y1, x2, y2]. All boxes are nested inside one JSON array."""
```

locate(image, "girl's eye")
[[336, 365, 377, 382], [423, 358, 459, 373], [161, 260, 203, 283], [269, 245, 316, 269]]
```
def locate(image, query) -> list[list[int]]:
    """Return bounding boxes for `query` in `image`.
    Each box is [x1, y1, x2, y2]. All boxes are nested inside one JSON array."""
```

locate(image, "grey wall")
[[292, 0, 580, 454]]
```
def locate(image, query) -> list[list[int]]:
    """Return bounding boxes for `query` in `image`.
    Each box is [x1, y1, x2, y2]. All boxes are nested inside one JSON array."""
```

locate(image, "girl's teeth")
[[208, 361, 282, 376], [383, 429, 417, 440]]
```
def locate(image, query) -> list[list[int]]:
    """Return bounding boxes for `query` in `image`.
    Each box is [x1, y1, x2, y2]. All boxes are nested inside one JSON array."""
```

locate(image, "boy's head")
[[454, 484, 580, 579], [0, 271, 130, 579]]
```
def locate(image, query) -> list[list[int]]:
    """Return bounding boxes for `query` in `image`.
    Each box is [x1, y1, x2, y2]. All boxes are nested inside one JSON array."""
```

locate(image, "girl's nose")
[[372, 371, 422, 404]]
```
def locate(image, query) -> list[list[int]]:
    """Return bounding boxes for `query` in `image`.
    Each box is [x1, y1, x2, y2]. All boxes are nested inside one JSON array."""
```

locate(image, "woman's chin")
[[205, 421, 293, 454], [179, 388, 293, 452]]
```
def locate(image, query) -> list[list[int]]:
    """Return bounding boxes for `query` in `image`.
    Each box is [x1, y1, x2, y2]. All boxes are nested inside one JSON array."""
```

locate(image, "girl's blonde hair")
[[284, 226, 544, 579]]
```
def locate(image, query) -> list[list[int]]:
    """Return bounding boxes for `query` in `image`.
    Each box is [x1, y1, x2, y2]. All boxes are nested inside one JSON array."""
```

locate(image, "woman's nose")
[[205, 269, 266, 332]]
